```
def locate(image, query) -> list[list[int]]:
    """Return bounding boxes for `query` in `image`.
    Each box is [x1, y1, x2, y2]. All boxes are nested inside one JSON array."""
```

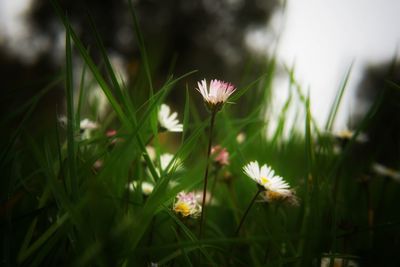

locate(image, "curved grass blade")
[[325, 62, 353, 131]]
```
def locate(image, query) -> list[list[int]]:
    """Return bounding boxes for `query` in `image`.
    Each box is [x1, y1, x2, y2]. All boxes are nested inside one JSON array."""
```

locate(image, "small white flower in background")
[[194, 190, 218, 206], [145, 145, 157, 161], [58, 115, 67, 127], [158, 104, 183, 132], [127, 181, 154, 196], [80, 118, 98, 140], [145, 151, 183, 180], [80, 118, 98, 130], [236, 132, 246, 144], [57, 116, 98, 140], [159, 153, 183, 173], [332, 129, 368, 143], [196, 79, 236, 111], [243, 161, 296, 204], [88, 85, 109, 119], [372, 163, 400, 183], [320, 255, 359, 267], [141, 182, 154, 195], [173, 191, 202, 218], [93, 159, 103, 170]]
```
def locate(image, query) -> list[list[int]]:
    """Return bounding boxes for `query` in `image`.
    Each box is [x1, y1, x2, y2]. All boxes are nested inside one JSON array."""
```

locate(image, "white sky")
[[272, 0, 400, 130]]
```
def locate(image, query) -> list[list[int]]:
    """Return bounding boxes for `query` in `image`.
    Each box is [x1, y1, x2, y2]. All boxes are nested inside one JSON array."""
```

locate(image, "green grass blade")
[[17, 213, 69, 263], [86, 12, 126, 105], [65, 26, 78, 199], [51, 0, 131, 128], [128, 0, 153, 95], [325, 62, 353, 131], [182, 86, 190, 143], [76, 58, 87, 124], [163, 207, 218, 266]]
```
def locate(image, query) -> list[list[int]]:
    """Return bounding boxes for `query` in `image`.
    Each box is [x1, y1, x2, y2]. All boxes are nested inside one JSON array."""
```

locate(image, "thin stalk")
[[199, 110, 217, 239], [227, 181, 240, 223], [234, 189, 261, 236], [209, 168, 221, 206]]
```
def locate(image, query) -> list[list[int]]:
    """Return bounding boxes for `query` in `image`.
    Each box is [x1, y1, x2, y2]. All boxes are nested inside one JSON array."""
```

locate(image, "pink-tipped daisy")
[[196, 79, 236, 111], [173, 191, 202, 218]]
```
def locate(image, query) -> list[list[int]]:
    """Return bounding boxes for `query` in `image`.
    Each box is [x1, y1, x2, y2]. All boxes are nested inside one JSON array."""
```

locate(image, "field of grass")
[[1, 1, 400, 266]]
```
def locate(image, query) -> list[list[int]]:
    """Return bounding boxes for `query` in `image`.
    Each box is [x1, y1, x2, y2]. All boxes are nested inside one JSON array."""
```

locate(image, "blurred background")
[[1, 0, 400, 177]]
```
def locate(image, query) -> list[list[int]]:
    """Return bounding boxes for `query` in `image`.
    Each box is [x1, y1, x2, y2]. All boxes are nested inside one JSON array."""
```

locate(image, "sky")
[[270, 0, 400, 131]]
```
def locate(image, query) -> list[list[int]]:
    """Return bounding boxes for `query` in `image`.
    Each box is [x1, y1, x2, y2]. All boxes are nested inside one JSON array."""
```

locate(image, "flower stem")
[[199, 110, 217, 239], [209, 168, 221, 206], [234, 189, 261, 236]]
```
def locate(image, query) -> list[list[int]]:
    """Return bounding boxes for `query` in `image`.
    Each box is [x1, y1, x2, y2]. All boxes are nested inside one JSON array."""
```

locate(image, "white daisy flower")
[[332, 129, 368, 143], [128, 181, 154, 196], [158, 104, 183, 132], [262, 189, 299, 206], [88, 85, 109, 119], [173, 191, 202, 218], [243, 161, 294, 201], [159, 153, 183, 173], [147, 153, 183, 179], [236, 132, 246, 144], [196, 79, 236, 111], [372, 163, 400, 183], [79, 118, 98, 140], [80, 118, 98, 130], [320, 255, 359, 267], [58, 115, 68, 127], [194, 190, 218, 206], [145, 145, 157, 161]]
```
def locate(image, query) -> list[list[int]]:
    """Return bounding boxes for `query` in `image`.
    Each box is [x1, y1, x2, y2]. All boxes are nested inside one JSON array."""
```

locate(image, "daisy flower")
[[80, 118, 98, 140], [159, 153, 183, 173], [262, 189, 299, 206], [243, 161, 295, 202], [236, 132, 246, 144], [173, 191, 202, 218], [88, 85, 109, 119], [158, 104, 183, 132], [128, 181, 154, 196], [80, 118, 98, 130], [372, 162, 400, 183], [196, 79, 236, 111], [194, 190, 218, 206], [147, 152, 183, 179], [320, 254, 359, 267], [332, 129, 368, 143], [145, 145, 157, 161]]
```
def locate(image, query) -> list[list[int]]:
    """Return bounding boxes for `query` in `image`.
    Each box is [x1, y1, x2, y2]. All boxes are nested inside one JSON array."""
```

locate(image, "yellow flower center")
[[260, 176, 269, 185], [174, 202, 191, 217]]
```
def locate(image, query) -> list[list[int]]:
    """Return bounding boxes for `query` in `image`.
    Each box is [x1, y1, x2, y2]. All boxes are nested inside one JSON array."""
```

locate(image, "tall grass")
[[1, 1, 400, 266]]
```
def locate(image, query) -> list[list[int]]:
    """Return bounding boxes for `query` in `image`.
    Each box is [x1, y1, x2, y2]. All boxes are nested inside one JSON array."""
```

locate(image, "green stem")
[[199, 110, 217, 239], [234, 189, 261, 236], [209, 168, 221, 206]]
